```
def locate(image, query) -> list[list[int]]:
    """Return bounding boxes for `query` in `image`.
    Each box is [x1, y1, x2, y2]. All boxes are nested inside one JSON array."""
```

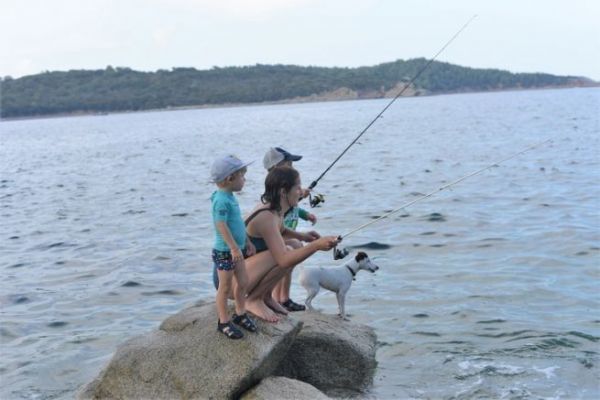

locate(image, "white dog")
[[299, 252, 379, 318]]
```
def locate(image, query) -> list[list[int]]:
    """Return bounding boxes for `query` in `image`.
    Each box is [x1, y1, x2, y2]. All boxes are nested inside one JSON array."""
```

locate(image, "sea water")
[[1, 87, 599, 399]]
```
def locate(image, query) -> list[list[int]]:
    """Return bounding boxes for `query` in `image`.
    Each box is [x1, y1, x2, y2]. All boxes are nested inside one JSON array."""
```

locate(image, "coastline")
[[1, 83, 597, 123]]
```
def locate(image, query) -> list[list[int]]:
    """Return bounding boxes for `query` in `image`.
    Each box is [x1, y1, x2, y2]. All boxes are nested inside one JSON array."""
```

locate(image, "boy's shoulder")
[[211, 190, 235, 202]]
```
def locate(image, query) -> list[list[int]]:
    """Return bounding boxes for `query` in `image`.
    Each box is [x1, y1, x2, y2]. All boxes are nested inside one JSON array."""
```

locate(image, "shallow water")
[[1, 88, 599, 399]]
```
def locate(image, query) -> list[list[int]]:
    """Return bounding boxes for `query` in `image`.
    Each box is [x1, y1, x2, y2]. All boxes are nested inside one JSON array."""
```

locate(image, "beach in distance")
[[1, 87, 599, 399]]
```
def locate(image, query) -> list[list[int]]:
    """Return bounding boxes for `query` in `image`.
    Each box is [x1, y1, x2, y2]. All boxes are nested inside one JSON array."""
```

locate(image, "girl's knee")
[[285, 239, 303, 249]]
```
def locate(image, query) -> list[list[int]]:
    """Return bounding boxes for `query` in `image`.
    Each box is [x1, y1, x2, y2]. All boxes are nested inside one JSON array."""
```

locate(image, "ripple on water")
[[123, 210, 145, 215], [13, 296, 30, 304], [121, 281, 142, 287], [347, 242, 392, 250], [68, 337, 99, 344], [424, 212, 446, 222], [476, 330, 534, 339], [476, 319, 507, 324], [31, 242, 77, 251], [413, 331, 442, 337], [578, 358, 594, 369], [141, 290, 183, 296], [501, 335, 584, 354], [455, 361, 526, 381], [47, 321, 68, 328], [568, 331, 599, 342]]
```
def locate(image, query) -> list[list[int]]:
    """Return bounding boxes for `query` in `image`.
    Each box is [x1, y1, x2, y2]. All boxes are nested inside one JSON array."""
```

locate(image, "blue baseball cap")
[[210, 155, 252, 183]]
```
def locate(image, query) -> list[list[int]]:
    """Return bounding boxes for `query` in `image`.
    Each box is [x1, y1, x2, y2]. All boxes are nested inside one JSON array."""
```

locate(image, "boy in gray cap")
[[210, 155, 257, 339], [263, 147, 317, 312]]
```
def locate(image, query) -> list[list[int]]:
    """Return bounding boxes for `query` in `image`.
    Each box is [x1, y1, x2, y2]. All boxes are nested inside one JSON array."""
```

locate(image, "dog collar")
[[346, 265, 356, 280]]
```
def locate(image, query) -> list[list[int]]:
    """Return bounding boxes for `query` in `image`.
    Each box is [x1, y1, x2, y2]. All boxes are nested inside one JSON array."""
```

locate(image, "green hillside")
[[0, 59, 594, 118]]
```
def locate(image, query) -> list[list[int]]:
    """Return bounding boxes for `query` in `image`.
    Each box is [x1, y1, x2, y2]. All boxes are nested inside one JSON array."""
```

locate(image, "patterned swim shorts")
[[212, 249, 236, 271]]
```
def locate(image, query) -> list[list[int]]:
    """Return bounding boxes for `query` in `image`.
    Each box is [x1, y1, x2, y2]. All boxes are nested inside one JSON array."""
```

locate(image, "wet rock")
[[276, 312, 377, 398], [241, 376, 329, 400]]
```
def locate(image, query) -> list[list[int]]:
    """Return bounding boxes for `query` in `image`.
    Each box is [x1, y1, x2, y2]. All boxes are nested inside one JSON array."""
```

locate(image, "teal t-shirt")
[[211, 190, 246, 252]]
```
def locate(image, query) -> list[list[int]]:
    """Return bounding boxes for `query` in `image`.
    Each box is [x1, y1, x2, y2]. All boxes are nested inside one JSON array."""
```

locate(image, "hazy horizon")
[[2, 0, 599, 81]]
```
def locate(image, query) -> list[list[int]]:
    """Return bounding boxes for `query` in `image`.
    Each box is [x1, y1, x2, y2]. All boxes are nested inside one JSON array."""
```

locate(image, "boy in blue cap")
[[210, 155, 257, 339], [263, 147, 318, 312]]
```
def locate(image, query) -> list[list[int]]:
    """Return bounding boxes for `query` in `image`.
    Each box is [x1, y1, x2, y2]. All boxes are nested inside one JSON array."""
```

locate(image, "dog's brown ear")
[[355, 252, 368, 262]]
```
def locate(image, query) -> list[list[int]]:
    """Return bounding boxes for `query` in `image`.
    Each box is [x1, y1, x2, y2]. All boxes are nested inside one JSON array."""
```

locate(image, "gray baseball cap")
[[210, 155, 252, 183], [263, 147, 302, 170]]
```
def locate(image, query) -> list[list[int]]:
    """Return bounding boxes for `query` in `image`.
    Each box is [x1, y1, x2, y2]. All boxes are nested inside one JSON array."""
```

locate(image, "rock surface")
[[78, 303, 302, 400], [79, 302, 378, 400], [276, 312, 378, 397], [240, 376, 329, 400]]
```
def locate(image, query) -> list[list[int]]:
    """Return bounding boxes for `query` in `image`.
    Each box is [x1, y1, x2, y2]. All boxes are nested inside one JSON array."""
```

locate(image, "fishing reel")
[[333, 246, 349, 260], [333, 236, 349, 260], [309, 193, 325, 208]]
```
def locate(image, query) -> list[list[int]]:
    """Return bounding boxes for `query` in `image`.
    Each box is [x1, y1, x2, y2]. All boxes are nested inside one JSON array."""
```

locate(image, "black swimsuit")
[[245, 208, 284, 254]]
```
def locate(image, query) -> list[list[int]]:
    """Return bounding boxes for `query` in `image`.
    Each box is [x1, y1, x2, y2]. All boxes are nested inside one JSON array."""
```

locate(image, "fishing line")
[[331, 139, 551, 258], [308, 14, 478, 196]]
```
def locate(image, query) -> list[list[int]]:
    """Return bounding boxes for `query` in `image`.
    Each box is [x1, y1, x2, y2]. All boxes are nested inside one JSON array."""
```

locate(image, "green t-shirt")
[[284, 207, 309, 231], [211, 190, 246, 252]]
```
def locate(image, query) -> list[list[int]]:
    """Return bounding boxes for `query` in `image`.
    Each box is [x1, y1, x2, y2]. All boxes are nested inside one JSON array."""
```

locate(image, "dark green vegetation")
[[0, 59, 594, 118]]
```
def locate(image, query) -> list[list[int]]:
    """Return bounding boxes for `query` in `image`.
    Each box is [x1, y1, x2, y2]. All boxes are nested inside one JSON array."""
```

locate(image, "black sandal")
[[233, 313, 257, 332], [281, 299, 306, 312], [217, 320, 243, 339]]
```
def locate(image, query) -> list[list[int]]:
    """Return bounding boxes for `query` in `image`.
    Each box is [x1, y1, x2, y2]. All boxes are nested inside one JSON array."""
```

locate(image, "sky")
[[1, 0, 599, 81]]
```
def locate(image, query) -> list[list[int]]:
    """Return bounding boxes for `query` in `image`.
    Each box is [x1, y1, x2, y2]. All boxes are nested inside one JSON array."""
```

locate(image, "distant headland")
[[1, 59, 596, 119]]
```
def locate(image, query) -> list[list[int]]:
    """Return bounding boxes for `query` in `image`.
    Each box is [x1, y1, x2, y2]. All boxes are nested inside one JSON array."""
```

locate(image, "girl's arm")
[[298, 208, 317, 225], [255, 213, 337, 268], [282, 227, 320, 243]]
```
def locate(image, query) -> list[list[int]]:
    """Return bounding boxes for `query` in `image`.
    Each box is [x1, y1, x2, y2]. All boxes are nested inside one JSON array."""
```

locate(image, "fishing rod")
[[307, 14, 478, 208], [332, 139, 552, 259]]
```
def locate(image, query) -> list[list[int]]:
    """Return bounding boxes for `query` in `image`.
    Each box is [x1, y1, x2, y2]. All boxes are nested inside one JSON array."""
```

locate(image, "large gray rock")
[[79, 303, 302, 400], [276, 312, 377, 397], [241, 376, 329, 400]]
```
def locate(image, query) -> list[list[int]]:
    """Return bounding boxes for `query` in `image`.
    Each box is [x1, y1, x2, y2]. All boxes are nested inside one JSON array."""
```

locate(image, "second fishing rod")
[[306, 15, 478, 208], [329, 139, 552, 259]]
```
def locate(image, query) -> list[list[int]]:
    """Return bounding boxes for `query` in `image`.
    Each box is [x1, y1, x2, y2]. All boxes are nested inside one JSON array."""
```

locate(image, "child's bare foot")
[[246, 299, 279, 322], [265, 296, 289, 315]]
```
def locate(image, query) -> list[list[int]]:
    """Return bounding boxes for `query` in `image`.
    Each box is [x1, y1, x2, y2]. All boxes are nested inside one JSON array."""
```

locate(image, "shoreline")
[[1, 84, 597, 123]]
